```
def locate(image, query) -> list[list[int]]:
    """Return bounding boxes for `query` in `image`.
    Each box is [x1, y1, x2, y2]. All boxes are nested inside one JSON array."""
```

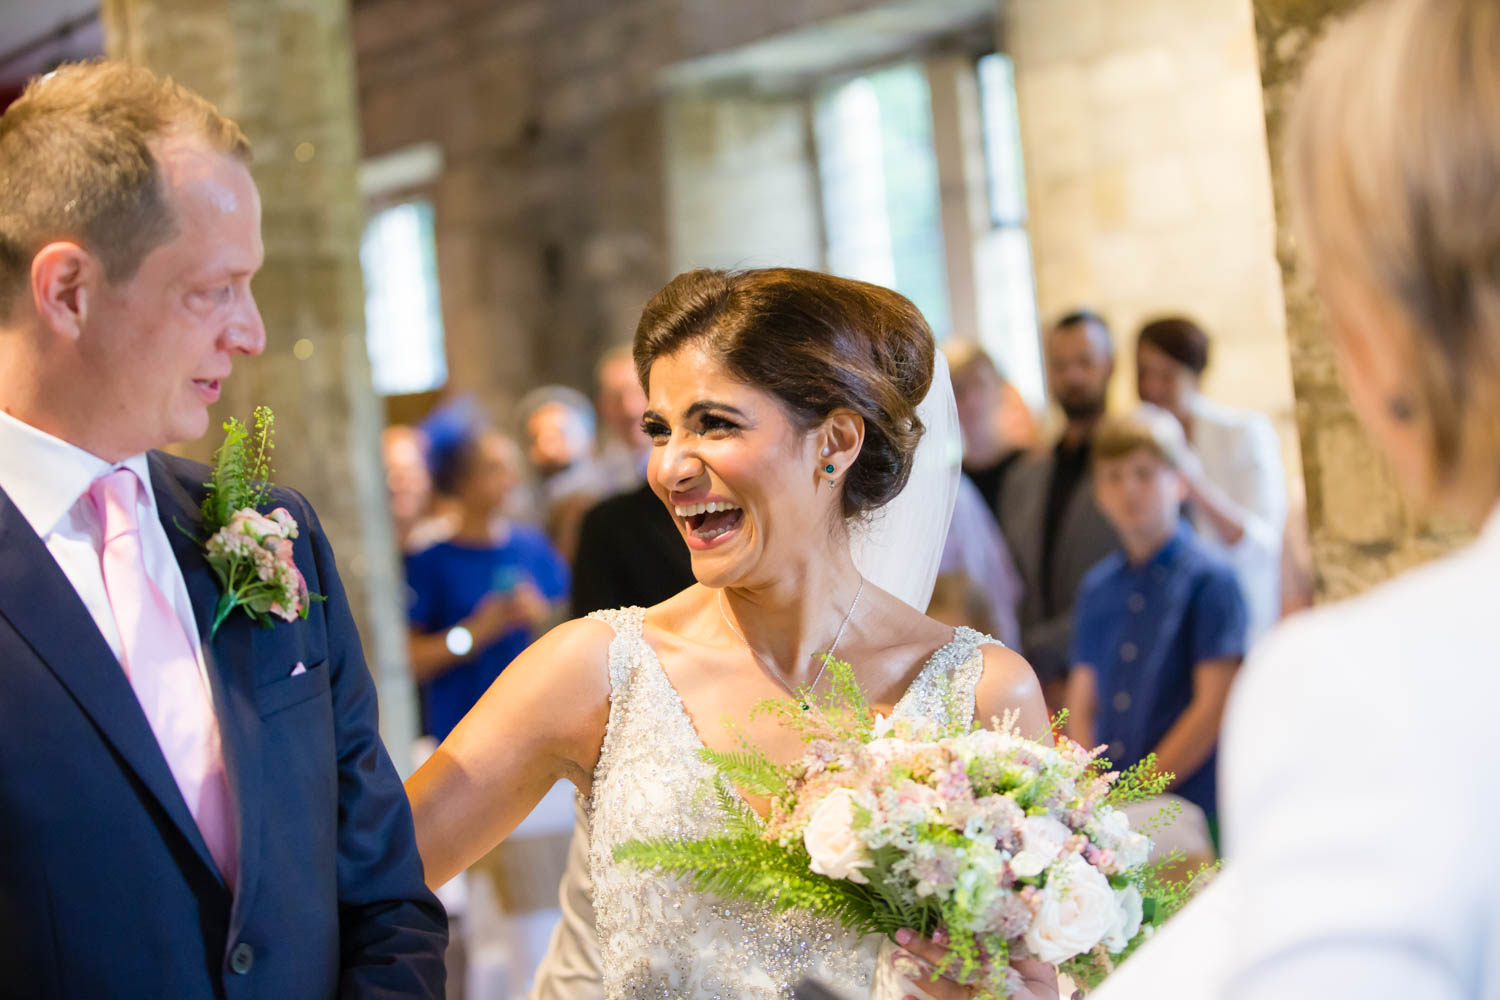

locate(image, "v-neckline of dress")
[[635, 618, 975, 822]]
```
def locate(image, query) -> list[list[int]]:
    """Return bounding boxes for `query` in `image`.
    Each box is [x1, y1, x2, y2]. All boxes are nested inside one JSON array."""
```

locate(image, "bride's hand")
[[891, 928, 1060, 1000]]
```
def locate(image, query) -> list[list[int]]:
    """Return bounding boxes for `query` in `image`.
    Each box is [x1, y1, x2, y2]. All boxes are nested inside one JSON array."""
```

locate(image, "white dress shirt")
[[0, 409, 208, 684], [1093, 502, 1500, 999], [1188, 396, 1286, 649]]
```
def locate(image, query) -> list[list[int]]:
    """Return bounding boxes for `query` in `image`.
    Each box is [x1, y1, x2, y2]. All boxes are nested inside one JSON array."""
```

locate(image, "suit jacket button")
[[229, 942, 255, 975]]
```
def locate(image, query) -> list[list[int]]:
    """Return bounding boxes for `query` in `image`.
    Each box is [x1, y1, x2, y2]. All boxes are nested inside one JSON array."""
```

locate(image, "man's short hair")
[[516, 384, 597, 435], [0, 60, 252, 316], [1092, 408, 1189, 470], [1050, 308, 1114, 357]]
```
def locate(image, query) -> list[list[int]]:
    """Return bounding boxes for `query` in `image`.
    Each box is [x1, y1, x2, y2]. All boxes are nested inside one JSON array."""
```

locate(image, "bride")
[[406, 267, 1056, 1000]]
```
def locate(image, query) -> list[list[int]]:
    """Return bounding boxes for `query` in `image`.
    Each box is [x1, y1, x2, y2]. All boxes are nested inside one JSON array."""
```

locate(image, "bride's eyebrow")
[[683, 401, 748, 421]]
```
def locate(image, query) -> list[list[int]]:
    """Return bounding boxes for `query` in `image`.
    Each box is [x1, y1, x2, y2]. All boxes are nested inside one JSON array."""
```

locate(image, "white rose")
[[1010, 815, 1071, 878], [1088, 806, 1130, 847], [1102, 883, 1143, 953], [804, 788, 874, 884], [1022, 856, 1117, 964], [1114, 830, 1152, 872]]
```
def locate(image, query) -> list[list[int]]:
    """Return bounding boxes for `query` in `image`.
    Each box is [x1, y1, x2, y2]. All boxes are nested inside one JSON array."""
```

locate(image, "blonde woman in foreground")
[[1095, 0, 1500, 997]]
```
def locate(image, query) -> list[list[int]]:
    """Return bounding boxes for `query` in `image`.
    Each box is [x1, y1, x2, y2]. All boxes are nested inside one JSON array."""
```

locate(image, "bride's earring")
[[823, 463, 837, 490]]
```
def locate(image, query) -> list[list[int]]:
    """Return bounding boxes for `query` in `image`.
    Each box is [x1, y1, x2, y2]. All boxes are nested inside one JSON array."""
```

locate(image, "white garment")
[[1186, 396, 1285, 648], [1093, 503, 1500, 1000], [0, 410, 208, 683], [851, 351, 963, 613], [581, 607, 989, 999]]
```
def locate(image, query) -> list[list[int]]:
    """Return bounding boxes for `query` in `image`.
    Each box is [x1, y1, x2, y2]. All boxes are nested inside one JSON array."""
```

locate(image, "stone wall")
[[1005, 0, 1299, 480], [352, 0, 996, 421], [1251, 0, 1468, 599]]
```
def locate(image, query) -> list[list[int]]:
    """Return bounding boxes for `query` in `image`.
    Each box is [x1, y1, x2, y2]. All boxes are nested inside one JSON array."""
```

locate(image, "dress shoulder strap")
[[585, 606, 648, 690], [948, 626, 993, 729]]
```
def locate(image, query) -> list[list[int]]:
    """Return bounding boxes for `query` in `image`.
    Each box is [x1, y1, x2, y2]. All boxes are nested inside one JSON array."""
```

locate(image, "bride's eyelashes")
[[642, 417, 670, 442], [641, 412, 744, 444]]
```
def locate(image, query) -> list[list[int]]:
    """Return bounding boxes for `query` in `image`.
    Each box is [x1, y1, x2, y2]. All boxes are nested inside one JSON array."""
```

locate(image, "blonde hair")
[[0, 60, 252, 314], [1092, 407, 1189, 471], [1286, 0, 1500, 501]]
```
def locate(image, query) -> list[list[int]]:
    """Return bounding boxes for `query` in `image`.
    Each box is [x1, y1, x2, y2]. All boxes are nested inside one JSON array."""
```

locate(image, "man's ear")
[[30, 242, 98, 342], [816, 408, 865, 479]]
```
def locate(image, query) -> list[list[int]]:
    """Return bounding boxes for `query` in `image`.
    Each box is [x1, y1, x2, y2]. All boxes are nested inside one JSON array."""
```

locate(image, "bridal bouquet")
[[616, 661, 1200, 998]]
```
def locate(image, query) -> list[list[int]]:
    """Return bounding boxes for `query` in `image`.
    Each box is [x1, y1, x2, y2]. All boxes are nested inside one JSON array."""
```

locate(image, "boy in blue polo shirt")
[[1064, 410, 1247, 827]]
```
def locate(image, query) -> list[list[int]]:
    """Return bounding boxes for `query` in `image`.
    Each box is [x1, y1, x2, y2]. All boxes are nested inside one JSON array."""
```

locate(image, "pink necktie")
[[89, 469, 237, 892]]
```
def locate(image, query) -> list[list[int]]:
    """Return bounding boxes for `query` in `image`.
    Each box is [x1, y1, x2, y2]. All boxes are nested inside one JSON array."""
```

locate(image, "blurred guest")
[[519, 385, 605, 502], [927, 571, 1000, 638], [518, 385, 612, 554], [999, 311, 1120, 708], [936, 475, 1022, 648], [1136, 316, 1286, 645], [406, 429, 569, 741], [382, 424, 454, 553], [1065, 412, 1246, 828], [593, 343, 651, 493], [948, 341, 1037, 519], [1096, 4, 1500, 993]]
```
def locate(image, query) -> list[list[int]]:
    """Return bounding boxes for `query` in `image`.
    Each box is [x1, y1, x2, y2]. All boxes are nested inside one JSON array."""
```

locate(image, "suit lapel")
[[0, 479, 224, 887], [149, 452, 262, 920]]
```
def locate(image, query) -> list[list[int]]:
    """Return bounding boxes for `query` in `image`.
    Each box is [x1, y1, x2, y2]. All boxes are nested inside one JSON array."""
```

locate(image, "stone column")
[[102, 0, 419, 769], [1252, 0, 1468, 600]]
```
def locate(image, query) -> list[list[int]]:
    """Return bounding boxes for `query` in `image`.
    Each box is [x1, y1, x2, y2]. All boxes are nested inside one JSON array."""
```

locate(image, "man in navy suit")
[[0, 62, 447, 997]]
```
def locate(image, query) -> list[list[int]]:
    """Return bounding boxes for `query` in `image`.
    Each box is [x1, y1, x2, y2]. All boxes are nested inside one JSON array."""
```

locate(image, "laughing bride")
[[406, 267, 1056, 1000]]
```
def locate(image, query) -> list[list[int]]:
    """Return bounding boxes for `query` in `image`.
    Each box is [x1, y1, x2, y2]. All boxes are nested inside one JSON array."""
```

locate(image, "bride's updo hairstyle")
[[633, 267, 935, 520], [1287, 0, 1500, 504]]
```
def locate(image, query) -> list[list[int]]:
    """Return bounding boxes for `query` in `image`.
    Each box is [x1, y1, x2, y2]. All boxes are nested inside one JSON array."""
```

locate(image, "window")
[[975, 52, 1043, 409], [359, 200, 447, 396], [814, 62, 952, 338]]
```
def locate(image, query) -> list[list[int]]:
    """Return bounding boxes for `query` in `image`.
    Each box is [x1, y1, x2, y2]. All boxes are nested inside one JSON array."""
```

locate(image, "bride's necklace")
[[717, 577, 865, 711]]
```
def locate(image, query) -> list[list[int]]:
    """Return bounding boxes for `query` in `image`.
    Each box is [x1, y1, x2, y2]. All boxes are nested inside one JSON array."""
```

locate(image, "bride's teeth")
[[675, 501, 744, 517]]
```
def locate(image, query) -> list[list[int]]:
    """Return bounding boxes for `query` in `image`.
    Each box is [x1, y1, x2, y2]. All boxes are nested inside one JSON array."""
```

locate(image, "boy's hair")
[[1092, 408, 1188, 470]]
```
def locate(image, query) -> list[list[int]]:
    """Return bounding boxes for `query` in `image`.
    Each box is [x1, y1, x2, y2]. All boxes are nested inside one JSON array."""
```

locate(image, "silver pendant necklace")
[[717, 577, 865, 711]]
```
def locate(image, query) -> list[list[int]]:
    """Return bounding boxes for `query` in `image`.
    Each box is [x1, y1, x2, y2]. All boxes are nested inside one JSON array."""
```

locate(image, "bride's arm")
[[974, 644, 1052, 742], [405, 617, 615, 889]]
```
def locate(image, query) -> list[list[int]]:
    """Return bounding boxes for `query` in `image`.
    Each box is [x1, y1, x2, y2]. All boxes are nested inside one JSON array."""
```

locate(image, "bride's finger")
[[1009, 957, 1062, 999], [890, 947, 977, 997], [894, 928, 952, 970]]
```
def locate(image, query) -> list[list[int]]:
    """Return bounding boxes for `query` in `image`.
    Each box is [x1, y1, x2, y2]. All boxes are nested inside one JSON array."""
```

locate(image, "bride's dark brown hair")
[[633, 267, 935, 519]]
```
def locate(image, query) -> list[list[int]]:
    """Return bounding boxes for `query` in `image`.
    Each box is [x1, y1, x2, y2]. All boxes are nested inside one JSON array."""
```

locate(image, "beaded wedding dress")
[[583, 606, 992, 999]]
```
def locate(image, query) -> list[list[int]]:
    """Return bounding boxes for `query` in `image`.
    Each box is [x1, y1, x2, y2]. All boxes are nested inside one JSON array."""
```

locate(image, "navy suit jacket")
[[0, 451, 447, 999]]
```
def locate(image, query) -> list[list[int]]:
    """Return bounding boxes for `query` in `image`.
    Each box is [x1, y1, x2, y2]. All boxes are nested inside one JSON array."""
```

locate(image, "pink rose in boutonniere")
[[199, 406, 321, 636]]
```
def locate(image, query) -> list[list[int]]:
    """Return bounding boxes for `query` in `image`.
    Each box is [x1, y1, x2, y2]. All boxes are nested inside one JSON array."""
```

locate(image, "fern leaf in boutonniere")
[[199, 406, 321, 637]]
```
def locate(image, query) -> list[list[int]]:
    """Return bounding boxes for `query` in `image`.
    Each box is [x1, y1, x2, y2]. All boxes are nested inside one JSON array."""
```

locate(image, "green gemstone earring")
[[824, 464, 835, 474]]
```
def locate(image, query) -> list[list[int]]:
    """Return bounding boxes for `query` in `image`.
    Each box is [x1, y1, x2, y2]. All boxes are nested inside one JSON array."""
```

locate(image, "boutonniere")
[[199, 406, 319, 637]]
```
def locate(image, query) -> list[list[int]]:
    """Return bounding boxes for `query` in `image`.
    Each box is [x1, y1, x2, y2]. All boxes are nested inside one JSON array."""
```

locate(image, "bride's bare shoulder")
[[974, 642, 1050, 740]]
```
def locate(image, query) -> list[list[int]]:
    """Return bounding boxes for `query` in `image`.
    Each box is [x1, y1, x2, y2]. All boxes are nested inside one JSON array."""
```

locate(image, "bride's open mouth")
[[675, 501, 744, 546]]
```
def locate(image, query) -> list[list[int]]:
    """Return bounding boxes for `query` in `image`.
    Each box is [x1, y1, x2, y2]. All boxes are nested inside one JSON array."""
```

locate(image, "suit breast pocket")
[[254, 659, 331, 718]]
